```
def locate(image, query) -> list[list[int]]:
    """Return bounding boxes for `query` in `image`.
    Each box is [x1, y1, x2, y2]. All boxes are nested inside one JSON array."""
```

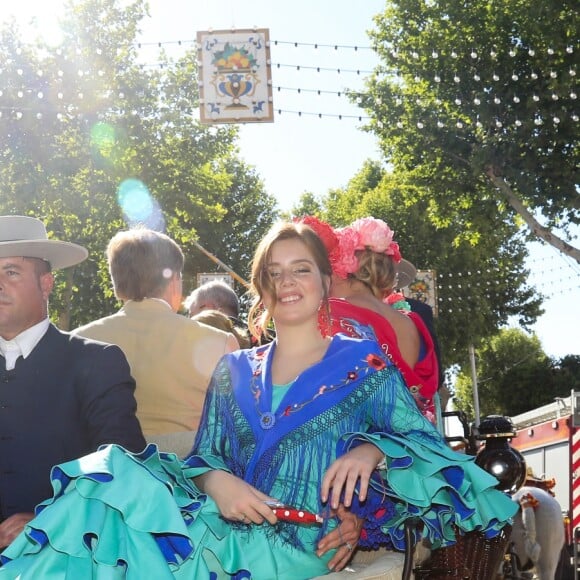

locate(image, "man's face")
[[0, 257, 53, 340]]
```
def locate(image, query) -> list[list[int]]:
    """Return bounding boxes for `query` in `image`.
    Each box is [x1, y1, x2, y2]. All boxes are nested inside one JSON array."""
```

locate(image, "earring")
[[317, 299, 332, 337]]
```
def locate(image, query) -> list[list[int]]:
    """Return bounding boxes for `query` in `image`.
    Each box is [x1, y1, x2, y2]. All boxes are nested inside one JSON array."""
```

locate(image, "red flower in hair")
[[296, 216, 338, 253], [294, 215, 341, 268]]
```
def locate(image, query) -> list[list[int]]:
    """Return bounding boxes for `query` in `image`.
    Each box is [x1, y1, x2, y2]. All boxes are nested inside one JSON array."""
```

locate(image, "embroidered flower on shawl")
[[366, 353, 386, 371]]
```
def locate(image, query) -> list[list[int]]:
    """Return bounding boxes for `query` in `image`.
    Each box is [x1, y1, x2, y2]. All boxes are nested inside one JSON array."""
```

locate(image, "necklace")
[[249, 343, 387, 430]]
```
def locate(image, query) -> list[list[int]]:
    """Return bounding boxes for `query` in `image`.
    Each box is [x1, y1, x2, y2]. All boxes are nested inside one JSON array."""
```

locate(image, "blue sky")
[[6, 0, 580, 359]]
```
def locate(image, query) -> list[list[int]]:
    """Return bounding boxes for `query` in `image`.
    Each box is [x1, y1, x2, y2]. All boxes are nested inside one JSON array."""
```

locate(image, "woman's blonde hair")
[[351, 249, 397, 300], [247, 222, 332, 340], [192, 309, 251, 349]]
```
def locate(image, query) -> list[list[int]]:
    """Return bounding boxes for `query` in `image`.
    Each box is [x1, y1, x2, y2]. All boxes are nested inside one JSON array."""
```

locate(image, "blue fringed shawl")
[[187, 335, 399, 546]]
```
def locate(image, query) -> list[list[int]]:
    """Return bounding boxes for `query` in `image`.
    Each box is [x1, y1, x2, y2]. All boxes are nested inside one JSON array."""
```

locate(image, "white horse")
[[509, 486, 565, 579]]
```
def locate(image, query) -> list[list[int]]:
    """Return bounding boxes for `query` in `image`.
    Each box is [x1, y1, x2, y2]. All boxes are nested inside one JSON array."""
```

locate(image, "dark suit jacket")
[[0, 325, 146, 519], [406, 297, 444, 388]]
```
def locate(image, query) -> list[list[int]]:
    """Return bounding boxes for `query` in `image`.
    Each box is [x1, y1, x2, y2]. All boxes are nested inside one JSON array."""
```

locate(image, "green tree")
[[183, 157, 278, 302], [360, 0, 579, 261], [454, 328, 571, 418], [0, 0, 277, 328], [553, 355, 580, 394], [286, 192, 323, 221]]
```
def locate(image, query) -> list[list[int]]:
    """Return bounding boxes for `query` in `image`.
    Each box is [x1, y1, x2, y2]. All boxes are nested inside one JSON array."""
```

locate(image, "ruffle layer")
[[0, 445, 332, 580], [342, 432, 517, 551], [1, 445, 205, 578]]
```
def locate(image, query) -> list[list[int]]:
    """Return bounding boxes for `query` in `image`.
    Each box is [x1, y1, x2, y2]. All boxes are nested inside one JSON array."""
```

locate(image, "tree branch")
[[485, 166, 580, 263]]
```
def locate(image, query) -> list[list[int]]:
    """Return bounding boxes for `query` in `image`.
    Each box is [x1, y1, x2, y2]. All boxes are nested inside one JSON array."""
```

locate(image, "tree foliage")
[[285, 192, 323, 221], [454, 328, 577, 418], [361, 0, 579, 260], [0, 0, 277, 328]]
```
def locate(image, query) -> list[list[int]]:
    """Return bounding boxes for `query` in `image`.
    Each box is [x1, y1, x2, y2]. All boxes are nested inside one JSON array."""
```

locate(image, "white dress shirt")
[[0, 318, 50, 370]]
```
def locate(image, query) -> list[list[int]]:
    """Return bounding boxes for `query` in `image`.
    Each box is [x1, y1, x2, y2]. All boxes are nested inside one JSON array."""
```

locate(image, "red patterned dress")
[[329, 297, 439, 418]]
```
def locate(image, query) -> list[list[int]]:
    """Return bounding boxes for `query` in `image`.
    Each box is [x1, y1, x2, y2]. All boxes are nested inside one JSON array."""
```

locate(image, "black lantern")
[[475, 415, 527, 494]]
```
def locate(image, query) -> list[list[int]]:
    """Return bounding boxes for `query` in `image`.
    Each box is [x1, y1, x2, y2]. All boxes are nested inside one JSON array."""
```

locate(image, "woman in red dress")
[[300, 216, 439, 419]]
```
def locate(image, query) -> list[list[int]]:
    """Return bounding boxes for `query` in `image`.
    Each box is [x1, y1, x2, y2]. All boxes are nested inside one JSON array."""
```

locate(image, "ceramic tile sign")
[[197, 28, 274, 124]]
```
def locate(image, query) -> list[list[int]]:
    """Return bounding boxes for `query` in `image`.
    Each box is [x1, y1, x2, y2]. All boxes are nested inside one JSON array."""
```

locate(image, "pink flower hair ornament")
[[333, 217, 402, 278], [351, 217, 401, 259], [294, 215, 402, 280]]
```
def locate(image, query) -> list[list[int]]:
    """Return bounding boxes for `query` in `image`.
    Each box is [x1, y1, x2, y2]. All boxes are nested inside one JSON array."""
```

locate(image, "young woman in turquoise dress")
[[0, 222, 516, 579]]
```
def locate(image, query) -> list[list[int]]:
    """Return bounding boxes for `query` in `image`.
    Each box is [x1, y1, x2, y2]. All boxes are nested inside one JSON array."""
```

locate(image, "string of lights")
[[274, 109, 369, 120], [274, 85, 359, 97], [0, 107, 370, 123], [1, 65, 576, 126], [271, 40, 373, 51], [136, 60, 373, 75], [527, 258, 580, 276], [137, 39, 375, 51], [272, 63, 372, 75], [0, 108, 576, 128], [134, 37, 576, 59]]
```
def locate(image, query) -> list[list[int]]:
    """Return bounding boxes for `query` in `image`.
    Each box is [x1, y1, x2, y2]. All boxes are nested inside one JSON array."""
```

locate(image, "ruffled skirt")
[[0, 445, 332, 580], [0, 435, 517, 579]]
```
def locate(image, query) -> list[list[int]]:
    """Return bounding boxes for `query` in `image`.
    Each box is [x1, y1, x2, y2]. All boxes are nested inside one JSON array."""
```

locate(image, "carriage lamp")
[[474, 415, 527, 494]]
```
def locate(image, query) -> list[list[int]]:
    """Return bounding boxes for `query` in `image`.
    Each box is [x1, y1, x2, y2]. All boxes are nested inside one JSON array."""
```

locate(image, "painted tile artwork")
[[197, 29, 274, 124], [404, 269, 439, 315]]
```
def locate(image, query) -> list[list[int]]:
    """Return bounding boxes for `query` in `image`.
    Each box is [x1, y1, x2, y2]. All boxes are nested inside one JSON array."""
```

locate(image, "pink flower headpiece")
[[334, 217, 402, 279], [294, 215, 401, 279]]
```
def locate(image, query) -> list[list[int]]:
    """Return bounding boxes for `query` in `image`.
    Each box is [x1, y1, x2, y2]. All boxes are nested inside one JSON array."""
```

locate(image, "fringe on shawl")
[[192, 355, 408, 551], [249, 367, 404, 549]]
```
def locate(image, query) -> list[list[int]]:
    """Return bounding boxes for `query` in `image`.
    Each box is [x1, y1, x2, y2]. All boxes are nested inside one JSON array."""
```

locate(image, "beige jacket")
[[73, 299, 239, 435]]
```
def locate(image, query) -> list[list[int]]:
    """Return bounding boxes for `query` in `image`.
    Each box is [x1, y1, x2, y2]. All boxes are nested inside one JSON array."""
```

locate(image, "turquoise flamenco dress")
[[0, 335, 517, 579]]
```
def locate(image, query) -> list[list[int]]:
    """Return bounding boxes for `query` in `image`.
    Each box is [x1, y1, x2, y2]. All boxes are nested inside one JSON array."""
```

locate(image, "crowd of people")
[[0, 214, 517, 579]]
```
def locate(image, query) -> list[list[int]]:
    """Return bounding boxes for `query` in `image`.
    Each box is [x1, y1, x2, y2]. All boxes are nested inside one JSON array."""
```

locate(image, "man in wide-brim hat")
[[0, 216, 145, 549]]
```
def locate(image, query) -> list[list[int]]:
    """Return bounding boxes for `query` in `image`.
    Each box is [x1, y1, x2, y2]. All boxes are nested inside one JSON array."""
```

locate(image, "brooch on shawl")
[[249, 348, 388, 430]]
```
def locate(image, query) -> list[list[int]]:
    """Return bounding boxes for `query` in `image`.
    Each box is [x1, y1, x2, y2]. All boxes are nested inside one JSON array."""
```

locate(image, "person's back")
[[331, 286, 420, 367], [73, 228, 238, 435], [75, 303, 237, 433]]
